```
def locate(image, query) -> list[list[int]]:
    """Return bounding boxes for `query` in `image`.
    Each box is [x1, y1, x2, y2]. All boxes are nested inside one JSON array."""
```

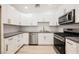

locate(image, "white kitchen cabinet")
[[2, 5, 21, 25], [38, 33, 54, 45], [22, 33, 29, 44], [19, 15, 27, 26], [66, 38, 79, 54], [19, 15, 31, 26], [2, 5, 8, 24], [7, 5, 15, 24], [4, 33, 28, 54], [75, 8, 79, 23], [74, 5, 79, 23], [5, 36, 16, 54], [63, 5, 74, 13], [19, 15, 32, 26], [15, 34, 24, 51]]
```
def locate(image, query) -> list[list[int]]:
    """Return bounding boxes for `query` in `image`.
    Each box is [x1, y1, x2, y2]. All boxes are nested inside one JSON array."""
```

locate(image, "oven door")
[[54, 37, 65, 54]]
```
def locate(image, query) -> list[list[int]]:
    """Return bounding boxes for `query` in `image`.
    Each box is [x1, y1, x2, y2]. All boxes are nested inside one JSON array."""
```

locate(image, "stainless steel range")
[[54, 29, 79, 54]]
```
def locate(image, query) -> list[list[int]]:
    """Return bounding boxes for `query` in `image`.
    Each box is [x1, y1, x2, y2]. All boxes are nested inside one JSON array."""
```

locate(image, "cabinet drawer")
[[66, 39, 76, 45], [66, 39, 77, 54], [66, 43, 76, 54]]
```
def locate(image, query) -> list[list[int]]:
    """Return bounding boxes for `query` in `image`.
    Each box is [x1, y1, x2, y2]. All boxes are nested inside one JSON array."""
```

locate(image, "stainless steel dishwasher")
[[29, 33, 38, 45]]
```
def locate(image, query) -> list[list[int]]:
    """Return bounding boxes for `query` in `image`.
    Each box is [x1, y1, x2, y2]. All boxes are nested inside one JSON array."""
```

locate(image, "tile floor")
[[16, 45, 56, 54]]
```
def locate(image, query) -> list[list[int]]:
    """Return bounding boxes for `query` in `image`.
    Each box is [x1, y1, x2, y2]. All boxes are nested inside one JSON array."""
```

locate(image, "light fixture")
[[24, 6, 28, 9]]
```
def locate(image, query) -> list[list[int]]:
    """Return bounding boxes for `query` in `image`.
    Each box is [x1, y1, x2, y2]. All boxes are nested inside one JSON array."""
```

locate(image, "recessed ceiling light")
[[24, 6, 28, 9]]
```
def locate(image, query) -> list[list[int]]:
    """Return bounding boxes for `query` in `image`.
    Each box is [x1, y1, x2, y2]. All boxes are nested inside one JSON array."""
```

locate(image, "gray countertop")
[[4, 32, 25, 38], [66, 37, 79, 43]]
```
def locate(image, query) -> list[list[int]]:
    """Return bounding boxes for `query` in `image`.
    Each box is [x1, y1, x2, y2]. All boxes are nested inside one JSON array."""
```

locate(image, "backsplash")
[[58, 24, 79, 32], [20, 26, 58, 32], [3, 25, 20, 34]]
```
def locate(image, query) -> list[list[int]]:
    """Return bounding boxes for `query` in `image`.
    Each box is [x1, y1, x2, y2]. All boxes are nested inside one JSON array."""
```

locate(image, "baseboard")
[[15, 44, 25, 54]]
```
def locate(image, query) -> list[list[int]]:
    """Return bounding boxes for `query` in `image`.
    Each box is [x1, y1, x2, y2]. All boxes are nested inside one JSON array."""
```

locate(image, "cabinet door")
[[13, 35, 20, 51], [38, 33, 53, 45], [7, 5, 14, 24], [66, 39, 77, 54], [22, 33, 29, 44], [7, 5, 20, 25], [38, 33, 45, 45], [2, 5, 8, 24], [6, 37, 15, 54], [75, 8, 79, 23], [45, 33, 54, 44]]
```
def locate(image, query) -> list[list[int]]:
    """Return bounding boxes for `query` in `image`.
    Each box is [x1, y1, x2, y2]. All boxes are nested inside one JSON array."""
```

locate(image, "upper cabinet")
[[74, 5, 79, 23], [2, 4, 79, 26], [7, 5, 20, 25], [2, 5, 21, 25], [19, 15, 37, 26], [2, 5, 8, 24], [2, 5, 38, 26]]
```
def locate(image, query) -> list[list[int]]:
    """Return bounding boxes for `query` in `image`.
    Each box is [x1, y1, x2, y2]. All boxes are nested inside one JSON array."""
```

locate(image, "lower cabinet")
[[66, 38, 79, 54], [4, 33, 29, 54], [22, 33, 29, 45], [5, 36, 17, 54], [38, 33, 54, 45]]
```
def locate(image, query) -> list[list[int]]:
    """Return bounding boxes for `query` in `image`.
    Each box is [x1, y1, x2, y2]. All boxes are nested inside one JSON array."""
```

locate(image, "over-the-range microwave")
[[58, 9, 75, 25]]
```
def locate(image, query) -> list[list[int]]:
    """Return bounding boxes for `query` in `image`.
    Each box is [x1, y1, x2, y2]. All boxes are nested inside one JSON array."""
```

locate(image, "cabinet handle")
[[6, 44, 8, 51], [67, 42, 73, 45]]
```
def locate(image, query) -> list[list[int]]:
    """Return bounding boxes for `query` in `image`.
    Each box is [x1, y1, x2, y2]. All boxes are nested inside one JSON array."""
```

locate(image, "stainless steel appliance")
[[59, 9, 75, 25], [29, 33, 38, 45], [54, 33, 65, 54], [54, 29, 79, 54]]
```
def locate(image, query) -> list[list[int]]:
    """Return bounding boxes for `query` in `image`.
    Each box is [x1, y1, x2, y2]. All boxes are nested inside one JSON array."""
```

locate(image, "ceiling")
[[11, 4, 62, 13]]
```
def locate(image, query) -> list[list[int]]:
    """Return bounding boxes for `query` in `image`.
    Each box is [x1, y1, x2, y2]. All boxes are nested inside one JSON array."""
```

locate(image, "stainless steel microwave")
[[59, 9, 75, 25]]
